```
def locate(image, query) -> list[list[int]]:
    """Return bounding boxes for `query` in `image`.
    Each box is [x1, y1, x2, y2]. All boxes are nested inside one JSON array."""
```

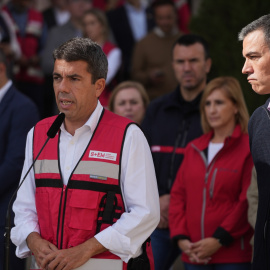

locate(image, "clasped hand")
[[178, 237, 222, 264], [26, 232, 100, 270]]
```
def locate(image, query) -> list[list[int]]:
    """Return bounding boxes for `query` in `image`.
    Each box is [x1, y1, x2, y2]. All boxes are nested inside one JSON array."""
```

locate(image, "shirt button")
[[66, 166, 70, 170], [70, 141, 74, 145]]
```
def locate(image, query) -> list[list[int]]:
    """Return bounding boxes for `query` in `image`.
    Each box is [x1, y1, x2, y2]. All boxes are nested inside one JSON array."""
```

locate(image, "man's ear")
[[95, 78, 106, 98], [205, 58, 212, 74], [0, 62, 6, 76]]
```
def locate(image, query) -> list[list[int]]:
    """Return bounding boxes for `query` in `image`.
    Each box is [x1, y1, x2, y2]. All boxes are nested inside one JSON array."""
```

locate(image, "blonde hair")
[[108, 81, 150, 112], [200, 76, 249, 133], [83, 9, 109, 40]]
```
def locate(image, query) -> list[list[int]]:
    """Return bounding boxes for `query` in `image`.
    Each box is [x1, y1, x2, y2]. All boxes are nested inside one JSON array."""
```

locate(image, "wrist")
[[26, 232, 41, 251], [212, 237, 222, 248]]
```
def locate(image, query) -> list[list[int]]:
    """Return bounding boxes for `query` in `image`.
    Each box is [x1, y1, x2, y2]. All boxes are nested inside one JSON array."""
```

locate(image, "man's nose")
[[57, 79, 70, 93], [183, 61, 191, 71], [242, 59, 253, 74]]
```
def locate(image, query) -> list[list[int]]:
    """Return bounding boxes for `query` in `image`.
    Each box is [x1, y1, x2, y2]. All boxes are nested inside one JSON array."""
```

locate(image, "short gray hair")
[[238, 14, 270, 48], [53, 37, 108, 83]]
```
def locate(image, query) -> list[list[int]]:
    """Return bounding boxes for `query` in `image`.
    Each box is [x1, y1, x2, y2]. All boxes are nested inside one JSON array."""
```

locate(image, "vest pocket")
[[35, 191, 53, 242], [69, 190, 99, 231]]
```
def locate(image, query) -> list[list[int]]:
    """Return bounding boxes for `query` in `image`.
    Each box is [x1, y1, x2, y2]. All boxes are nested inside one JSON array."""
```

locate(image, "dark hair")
[[151, 0, 177, 14], [238, 14, 270, 48], [173, 34, 210, 59], [53, 37, 108, 83]]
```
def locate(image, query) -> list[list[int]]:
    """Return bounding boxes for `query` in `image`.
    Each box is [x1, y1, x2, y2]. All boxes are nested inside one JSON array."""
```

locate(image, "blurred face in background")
[[154, 4, 177, 35], [12, 0, 32, 10], [172, 43, 211, 92], [126, 0, 140, 8], [83, 13, 104, 41], [204, 88, 238, 133], [68, 0, 92, 19], [51, 0, 67, 10], [113, 88, 145, 124]]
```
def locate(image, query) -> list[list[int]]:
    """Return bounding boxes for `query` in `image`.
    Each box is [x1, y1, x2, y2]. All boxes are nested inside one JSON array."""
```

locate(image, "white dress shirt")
[[11, 101, 160, 263], [54, 8, 70, 26], [125, 2, 148, 42]]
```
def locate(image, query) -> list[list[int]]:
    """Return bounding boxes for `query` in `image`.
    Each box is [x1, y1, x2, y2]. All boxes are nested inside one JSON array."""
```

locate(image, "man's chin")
[[184, 85, 197, 91], [252, 85, 270, 95]]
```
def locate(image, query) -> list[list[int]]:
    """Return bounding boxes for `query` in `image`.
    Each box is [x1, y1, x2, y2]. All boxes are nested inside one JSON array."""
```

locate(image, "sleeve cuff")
[[95, 226, 141, 263], [171, 234, 190, 247], [212, 227, 234, 246]]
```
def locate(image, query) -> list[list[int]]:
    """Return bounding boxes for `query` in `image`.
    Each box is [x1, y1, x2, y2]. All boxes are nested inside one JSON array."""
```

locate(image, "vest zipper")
[[60, 185, 69, 249], [56, 184, 66, 249]]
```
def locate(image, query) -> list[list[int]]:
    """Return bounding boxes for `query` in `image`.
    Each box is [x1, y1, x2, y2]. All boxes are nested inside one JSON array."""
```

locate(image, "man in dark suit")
[[0, 48, 39, 270], [107, 0, 155, 80], [42, 0, 70, 30]]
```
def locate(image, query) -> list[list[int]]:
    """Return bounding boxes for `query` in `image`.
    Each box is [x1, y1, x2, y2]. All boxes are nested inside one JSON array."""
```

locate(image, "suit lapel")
[[0, 84, 15, 116]]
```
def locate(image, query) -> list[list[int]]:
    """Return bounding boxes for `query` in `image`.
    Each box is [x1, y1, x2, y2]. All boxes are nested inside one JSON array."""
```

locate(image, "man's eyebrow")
[[52, 72, 61, 76], [52, 72, 83, 78], [66, 74, 83, 78], [244, 51, 260, 57]]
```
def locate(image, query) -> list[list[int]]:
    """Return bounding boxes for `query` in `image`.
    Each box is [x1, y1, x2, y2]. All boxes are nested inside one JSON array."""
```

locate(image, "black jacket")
[[142, 86, 203, 196], [249, 97, 270, 270], [106, 5, 154, 79]]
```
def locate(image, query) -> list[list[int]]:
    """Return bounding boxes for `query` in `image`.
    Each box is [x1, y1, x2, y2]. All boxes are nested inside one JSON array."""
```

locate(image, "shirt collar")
[[125, 1, 147, 12], [267, 101, 270, 111], [60, 100, 103, 134], [0, 80, 12, 104], [153, 26, 179, 38]]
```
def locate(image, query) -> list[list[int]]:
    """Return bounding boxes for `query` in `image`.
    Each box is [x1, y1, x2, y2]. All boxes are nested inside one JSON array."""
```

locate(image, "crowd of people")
[[0, 0, 269, 270]]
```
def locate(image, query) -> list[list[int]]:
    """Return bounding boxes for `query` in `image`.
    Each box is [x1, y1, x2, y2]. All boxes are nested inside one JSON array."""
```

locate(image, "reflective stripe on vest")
[[34, 159, 119, 179], [30, 255, 123, 270]]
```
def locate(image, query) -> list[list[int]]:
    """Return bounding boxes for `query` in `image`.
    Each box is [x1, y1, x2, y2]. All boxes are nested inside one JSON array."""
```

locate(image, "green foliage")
[[189, 0, 270, 114]]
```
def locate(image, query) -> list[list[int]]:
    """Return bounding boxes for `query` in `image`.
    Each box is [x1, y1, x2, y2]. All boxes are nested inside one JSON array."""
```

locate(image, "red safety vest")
[[32, 109, 153, 270], [2, 6, 44, 84]]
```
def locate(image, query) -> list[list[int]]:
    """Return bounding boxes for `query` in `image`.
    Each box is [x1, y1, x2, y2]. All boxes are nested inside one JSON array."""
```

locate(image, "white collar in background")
[[0, 80, 12, 104]]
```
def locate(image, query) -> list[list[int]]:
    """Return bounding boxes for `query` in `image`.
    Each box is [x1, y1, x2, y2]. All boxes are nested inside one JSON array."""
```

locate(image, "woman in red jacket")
[[169, 76, 253, 270]]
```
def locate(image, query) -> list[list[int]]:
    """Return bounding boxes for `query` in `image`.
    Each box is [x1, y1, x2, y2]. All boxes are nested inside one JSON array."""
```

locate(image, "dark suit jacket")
[[42, 7, 57, 30], [0, 84, 39, 228], [0, 84, 39, 269], [107, 5, 155, 79]]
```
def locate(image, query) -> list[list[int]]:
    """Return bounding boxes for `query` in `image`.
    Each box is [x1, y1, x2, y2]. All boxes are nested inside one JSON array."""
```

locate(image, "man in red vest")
[[11, 37, 159, 270]]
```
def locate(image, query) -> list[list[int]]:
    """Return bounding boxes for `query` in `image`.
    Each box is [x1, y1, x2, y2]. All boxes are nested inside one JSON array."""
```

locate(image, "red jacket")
[[169, 125, 253, 264]]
